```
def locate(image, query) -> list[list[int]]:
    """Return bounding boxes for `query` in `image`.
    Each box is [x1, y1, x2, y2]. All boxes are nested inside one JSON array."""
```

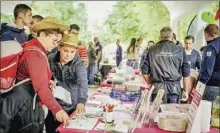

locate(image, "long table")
[[57, 69, 219, 133]]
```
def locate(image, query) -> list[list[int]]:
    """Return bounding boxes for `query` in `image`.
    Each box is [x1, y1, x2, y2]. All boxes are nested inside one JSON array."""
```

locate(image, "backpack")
[[0, 40, 49, 94]]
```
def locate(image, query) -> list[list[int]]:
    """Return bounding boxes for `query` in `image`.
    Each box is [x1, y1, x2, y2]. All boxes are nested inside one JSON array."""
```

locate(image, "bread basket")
[[158, 112, 187, 132]]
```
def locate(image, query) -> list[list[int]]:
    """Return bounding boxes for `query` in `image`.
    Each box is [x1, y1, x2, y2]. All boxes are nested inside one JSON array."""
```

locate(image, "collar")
[[185, 49, 193, 55], [7, 22, 24, 30], [206, 37, 219, 44], [34, 38, 47, 54], [22, 38, 47, 55]]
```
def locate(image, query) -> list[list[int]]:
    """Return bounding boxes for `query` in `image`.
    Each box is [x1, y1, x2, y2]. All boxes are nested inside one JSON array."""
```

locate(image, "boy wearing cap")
[[47, 34, 88, 133], [0, 16, 70, 133]]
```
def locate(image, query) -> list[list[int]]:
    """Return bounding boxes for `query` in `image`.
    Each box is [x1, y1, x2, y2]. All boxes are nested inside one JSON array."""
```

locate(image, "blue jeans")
[[87, 64, 95, 85], [116, 58, 122, 67]]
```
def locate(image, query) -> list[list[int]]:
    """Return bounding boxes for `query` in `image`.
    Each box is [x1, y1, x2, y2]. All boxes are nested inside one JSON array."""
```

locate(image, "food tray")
[[158, 112, 187, 132]]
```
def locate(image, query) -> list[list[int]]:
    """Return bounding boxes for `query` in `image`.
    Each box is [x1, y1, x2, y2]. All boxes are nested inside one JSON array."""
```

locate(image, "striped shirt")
[[77, 46, 88, 67]]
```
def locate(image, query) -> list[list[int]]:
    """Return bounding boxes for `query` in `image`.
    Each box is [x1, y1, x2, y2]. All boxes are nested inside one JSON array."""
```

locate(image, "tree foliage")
[[177, 13, 196, 44], [1, 13, 13, 23], [29, 1, 89, 41], [211, 1, 220, 13], [105, 1, 170, 43]]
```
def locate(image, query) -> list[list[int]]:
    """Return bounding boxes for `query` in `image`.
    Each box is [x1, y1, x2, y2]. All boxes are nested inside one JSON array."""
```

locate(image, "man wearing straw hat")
[[0, 16, 70, 133], [47, 34, 88, 133]]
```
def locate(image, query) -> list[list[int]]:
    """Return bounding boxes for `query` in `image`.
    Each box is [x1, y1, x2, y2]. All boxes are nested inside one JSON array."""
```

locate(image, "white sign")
[[186, 81, 206, 133]]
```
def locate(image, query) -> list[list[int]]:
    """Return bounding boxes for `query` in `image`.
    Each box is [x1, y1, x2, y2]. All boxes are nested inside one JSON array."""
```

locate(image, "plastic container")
[[211, 96, 220, 129], [110, 88, 141, 102]]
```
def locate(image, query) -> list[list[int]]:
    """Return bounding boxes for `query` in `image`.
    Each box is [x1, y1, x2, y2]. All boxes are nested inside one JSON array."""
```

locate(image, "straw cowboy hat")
[[60, 34, 78, 48], [31, 16, 69, 32]]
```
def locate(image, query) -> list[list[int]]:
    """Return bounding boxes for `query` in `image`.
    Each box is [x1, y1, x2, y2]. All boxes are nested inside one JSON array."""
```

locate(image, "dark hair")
[[14, 4, 32, 19], [37, 29, 60, 37], [33, 15, 43, 21], [185, 35, 195, 43], [70, 24, 80, 31], [127, 38, 137, 53], [173, 33, 176, 40], [204, 24, 220, 37], [137, 37, 143, 42], [148, 40, 154, 44], [78, 41, 82, 45]]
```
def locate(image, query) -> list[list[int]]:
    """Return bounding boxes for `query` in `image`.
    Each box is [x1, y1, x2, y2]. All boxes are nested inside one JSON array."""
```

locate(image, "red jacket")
[[16, 38, 62, 115]]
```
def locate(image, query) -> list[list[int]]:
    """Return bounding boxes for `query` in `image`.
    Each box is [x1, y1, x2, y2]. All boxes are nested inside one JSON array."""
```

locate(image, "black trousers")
[[45, 106, 75, 133], [0, 83, 44, 133]]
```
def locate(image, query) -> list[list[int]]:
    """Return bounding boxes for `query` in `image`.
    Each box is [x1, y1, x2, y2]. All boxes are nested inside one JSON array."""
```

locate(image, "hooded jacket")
[[0, 23, 28, 44]]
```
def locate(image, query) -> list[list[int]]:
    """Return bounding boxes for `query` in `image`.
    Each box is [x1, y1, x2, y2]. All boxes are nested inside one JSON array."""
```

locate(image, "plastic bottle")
[[211, 96, 220, 129]]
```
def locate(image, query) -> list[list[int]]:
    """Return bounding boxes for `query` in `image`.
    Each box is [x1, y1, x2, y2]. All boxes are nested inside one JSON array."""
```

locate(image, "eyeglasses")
[[48, 34, 59, 45]]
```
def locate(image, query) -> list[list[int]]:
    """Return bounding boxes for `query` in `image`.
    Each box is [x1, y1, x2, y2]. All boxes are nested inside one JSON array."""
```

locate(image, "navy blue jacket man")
[[199, 24, 220, 102], [184, 35, 201, 70], [116, 39, 122, 67]]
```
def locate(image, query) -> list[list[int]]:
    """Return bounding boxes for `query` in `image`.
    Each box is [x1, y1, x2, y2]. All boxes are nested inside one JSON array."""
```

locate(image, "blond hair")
[[204, 24, 220, 38], [160, 27, 173, 40]]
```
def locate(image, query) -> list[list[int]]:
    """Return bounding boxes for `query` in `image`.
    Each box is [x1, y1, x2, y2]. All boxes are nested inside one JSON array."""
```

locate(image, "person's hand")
[[181, 91, 189, 102], [55, 110, 70, 127], [95, 60, 98, 64], [49, 80, 57, 89], [75, 103, 85, 115], [85, 61, 89, 68]]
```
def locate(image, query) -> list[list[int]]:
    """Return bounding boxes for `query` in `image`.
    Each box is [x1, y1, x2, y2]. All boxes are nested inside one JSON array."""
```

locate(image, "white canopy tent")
[[1, 1, 214, 50], [162, 1, 213, 50]]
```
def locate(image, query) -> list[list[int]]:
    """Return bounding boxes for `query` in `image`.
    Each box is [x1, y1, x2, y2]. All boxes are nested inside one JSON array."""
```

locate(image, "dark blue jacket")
[[0, 23, 28, 44], [199, 37, 220, 87], [186, 49, 201, 70], [141, 40, 190, 95], [48, 52, 88, 111], [116, 44, 122, 60]]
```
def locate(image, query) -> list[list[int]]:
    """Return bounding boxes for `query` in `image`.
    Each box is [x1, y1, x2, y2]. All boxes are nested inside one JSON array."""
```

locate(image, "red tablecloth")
[[57, 68, 219, 133], [109, 68, 140, 75], [57, 119, 219, 133]]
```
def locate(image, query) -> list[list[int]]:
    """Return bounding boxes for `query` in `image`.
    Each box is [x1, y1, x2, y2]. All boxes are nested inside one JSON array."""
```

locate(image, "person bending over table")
[[47, 34, 88, 133]]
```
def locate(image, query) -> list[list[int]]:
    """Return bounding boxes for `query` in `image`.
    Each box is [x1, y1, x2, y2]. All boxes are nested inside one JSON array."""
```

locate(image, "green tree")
[[1, 13, 13, 23], [177, 13, 196, 44], [211, 1, 219, 14], [29, 1, 89, 41], [105, 1, 170, 43]]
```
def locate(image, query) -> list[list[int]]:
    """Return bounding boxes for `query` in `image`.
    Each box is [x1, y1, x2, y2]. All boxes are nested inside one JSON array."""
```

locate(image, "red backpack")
[[0, 40, 49, 93]]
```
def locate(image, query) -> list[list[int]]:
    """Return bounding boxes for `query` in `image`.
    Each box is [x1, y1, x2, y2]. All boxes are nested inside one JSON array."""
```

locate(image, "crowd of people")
[[0, 3, 220, 133]]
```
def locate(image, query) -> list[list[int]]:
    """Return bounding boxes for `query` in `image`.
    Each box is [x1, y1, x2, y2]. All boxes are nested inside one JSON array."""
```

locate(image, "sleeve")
[[140, 50, 146, 68], [75, 62, 88, 104], [141, 51, 150, 75], [0, 32, 14, 41], [198, 46, 217, 84], [26, 52, 62, 115], [182, 50, 190, 77], [196, 51, 202, 70]]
